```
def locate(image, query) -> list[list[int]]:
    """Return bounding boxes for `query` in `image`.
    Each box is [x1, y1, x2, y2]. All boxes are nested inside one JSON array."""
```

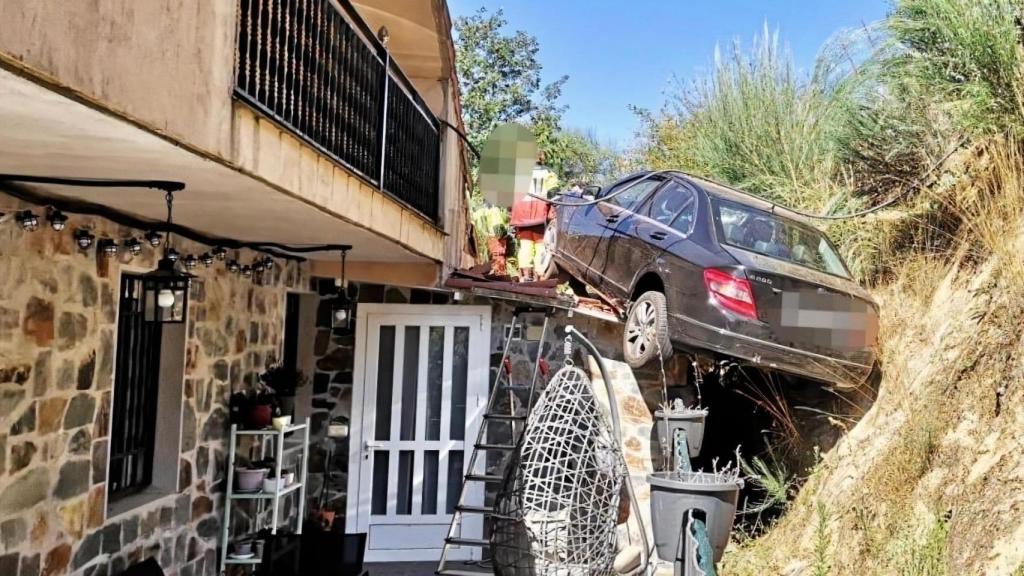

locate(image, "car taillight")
[[703, 268, 758, 319]]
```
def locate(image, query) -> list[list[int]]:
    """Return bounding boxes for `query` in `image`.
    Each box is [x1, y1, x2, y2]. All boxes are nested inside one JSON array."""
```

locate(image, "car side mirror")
[[582, 185, 601, 200]]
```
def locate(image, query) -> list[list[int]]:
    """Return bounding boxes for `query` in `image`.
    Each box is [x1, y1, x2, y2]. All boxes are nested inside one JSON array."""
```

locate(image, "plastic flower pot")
[[648, 471, 743, 563], [654, 408, 707, 458], [236, 467, 268, 492]]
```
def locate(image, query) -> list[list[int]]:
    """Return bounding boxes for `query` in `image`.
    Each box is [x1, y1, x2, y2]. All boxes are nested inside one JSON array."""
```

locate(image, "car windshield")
[[715, 200, 850, 278]]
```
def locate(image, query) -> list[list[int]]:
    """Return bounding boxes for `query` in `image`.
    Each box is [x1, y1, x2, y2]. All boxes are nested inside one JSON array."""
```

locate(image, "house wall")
[[0, 194, 308, 576], [0, 0, 467, 272], [0, 0, 237, 159]]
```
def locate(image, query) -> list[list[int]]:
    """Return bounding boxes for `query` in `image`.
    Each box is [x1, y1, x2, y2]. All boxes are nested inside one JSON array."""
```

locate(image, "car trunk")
[[724, 247, 879, 369]]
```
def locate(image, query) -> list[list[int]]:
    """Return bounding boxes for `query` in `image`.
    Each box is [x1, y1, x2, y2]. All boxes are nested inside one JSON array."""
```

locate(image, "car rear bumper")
[[668, 312, 875, 387]]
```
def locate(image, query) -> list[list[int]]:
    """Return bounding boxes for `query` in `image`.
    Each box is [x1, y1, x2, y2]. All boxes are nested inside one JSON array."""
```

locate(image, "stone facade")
[[0, 195, 307, 576], [304, 281, 449, 520]]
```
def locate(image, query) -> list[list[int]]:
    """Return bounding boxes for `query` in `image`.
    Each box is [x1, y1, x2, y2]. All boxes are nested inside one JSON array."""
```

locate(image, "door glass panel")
[[399, 326, 420, 441], [604, 178, 661, 211], [371, 451, 389, 515], [645, 182, 695, 228], [396, 451, 414, 515], [422, 450, 439, 514], [425, 327, 444, 441], [374, 326, 396, 441], [445, 450, 464, 514], [450, 327, 469, 441]]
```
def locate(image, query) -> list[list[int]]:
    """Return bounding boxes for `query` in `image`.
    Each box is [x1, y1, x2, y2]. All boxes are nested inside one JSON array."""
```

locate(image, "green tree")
[[454, 8, 568, 158]]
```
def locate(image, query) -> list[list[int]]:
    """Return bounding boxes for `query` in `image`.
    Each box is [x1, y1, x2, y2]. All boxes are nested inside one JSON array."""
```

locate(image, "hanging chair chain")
[[563, 333, 574, 366]]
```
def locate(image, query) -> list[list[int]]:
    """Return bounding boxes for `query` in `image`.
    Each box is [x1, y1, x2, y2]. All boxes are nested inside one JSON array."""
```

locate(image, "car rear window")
[[714, 200, 851, 278]]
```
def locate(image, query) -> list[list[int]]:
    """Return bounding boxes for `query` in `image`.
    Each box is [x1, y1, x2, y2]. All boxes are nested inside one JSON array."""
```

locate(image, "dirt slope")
[[722, 230, 1024, 574]]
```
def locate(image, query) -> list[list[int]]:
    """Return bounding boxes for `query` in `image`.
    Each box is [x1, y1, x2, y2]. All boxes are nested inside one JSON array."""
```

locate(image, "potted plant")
[[230, 389, 277, 429], [648, 461, 744, 565], [259, 364, 307, 417], [655, 399, 708, 459]]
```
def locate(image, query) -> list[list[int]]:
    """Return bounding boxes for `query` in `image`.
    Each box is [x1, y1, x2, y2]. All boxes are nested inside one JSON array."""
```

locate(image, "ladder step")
[[465, 473, 503, 483], [475, 443, 516, 451], [437, 568, 493, 576], [455, 504, 495, 514], [445, 537, 490, 547], [484, 413, 526, 421]]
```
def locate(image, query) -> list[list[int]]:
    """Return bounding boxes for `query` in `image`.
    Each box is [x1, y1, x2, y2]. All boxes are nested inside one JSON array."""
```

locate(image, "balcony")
[[234, 0, 442, 223]]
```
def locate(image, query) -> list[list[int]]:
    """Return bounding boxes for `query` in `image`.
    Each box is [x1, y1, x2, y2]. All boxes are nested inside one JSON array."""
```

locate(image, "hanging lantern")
[[141, 190, 193, 323], [48, 209, 68, 231], [332, 249, 356, 329], [141, 256, 192, 323], [74, 229, 95, 250]]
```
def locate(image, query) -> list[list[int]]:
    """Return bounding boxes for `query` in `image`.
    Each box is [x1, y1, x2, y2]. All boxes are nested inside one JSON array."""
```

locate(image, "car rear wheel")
[[623, 291, 673, 368], [537, 218, 559, 280]]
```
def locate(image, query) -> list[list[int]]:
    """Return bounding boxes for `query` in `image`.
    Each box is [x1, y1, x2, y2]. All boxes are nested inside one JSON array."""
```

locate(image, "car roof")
[[654, 170, 816, 227]]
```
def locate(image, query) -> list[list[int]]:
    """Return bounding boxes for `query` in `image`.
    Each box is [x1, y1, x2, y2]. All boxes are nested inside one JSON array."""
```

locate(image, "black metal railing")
[[235, 0, 441, 222]]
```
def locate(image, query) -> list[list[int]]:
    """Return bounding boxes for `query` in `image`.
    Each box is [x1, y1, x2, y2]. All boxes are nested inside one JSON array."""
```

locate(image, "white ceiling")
[[0, 67, 430, 264]]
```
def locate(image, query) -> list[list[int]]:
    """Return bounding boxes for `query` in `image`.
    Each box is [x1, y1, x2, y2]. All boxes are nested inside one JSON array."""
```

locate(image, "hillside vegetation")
[[631, 1, 1024, 573]]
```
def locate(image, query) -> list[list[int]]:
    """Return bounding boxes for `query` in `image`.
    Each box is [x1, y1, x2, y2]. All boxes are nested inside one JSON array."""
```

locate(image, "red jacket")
[[510, 198, 551, 229]]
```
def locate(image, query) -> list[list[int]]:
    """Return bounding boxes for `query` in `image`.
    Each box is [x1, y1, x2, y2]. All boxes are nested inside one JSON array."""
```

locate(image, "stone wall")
[[305, 281, 449, 520], [0, 195, 307, 576]]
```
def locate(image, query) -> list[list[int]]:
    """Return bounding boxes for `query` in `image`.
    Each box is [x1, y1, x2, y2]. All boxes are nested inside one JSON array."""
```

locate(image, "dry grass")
[[722, 144, 1024, 572]]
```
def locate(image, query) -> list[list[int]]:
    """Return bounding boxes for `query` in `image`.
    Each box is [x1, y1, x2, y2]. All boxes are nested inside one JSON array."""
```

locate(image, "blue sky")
[[449, 0, 892, 147]]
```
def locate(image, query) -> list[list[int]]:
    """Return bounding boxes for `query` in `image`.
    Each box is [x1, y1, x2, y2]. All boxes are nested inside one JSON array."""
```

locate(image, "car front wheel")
[[623, 291, 673, 368], [537, 217, 559, 280]]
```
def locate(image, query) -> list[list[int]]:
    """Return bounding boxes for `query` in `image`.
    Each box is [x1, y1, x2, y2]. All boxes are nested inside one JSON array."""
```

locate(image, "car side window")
[[603, 178, 661, 211], [644, 182, 696, 232]]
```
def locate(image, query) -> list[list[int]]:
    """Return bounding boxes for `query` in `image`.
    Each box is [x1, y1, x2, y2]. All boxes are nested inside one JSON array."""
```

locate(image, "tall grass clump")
[[637, 24, 855, 209], [888, 0, 1024, 137]]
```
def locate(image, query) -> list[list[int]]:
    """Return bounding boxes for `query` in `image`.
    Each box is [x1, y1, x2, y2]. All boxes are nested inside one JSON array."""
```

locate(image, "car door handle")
[[605, 215, 619, 223], [649, 231, 668, 241]]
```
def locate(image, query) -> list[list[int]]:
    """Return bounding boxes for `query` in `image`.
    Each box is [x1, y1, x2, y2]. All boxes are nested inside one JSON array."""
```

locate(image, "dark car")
[[540, 170, 879, 388]]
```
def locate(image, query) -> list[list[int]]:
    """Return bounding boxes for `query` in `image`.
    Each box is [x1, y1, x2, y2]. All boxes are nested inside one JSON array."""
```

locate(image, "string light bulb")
[[212, 246, 227, 260], [99, 239, 119, 257], [145, 230, 163, 248], [15, 210, 39, 232], [183, 254, 198, 270], [74, 229, 95, 250], [124, 238, 143, 257], [48, 210, 68, 231], [200, 252, 214, 267]]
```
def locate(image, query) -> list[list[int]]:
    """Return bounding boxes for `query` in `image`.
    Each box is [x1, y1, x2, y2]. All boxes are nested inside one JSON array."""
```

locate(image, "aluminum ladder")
[[435, 307, 553, 576]]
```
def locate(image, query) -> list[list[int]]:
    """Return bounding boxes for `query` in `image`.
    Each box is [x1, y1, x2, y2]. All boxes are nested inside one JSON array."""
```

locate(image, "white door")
[[346, 305, 490, 562]]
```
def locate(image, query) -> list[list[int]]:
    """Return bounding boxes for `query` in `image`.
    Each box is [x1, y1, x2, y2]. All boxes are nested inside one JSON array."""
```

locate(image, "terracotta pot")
[[247, 403, 273, 429]]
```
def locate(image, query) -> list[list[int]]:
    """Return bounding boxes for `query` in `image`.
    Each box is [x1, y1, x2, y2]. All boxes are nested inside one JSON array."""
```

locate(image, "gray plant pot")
[[654, 409, 707, 458], [648, 471, 743, 564]]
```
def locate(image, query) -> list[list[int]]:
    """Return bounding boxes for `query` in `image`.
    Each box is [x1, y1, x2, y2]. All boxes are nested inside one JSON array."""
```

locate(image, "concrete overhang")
[[351, 0, 451, 84], [0, 65, 441, 282]]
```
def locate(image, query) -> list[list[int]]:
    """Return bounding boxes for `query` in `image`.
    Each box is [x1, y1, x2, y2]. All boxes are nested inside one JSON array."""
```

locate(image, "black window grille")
[[235, 0, 441, 222], [108, 274, 163, 500]]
